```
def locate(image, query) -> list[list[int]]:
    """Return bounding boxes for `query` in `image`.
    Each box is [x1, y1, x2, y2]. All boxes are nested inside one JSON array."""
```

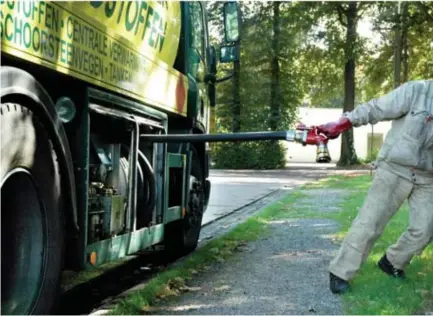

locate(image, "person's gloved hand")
[[305, 128, 328, 145], [316, 117, 352, 139]]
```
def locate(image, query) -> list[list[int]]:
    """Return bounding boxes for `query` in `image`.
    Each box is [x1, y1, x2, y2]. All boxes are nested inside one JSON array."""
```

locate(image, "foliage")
[[208, 1, 432, 169], [362, 2, 433, 98], [358, 148, 379, 164], [211, 141, 286, 170], [208, 1, 316, 169]]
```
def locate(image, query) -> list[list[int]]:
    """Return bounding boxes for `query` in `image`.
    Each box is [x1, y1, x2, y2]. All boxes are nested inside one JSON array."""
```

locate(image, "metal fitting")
[[286, 129, 308, 145]]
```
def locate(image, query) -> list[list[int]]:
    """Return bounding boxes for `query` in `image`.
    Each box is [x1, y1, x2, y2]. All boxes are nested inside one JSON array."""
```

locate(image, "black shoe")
[[378, 255, 406, 279], [330, 273, 350, 294]]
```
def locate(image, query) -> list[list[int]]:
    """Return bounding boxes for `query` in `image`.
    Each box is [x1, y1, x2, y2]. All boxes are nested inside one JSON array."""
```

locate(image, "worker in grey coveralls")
[[316, 80, 433, 294]]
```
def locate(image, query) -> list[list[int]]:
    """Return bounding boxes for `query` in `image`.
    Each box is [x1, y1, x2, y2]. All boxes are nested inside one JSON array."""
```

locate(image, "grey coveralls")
[[329, 80, 433, 281]]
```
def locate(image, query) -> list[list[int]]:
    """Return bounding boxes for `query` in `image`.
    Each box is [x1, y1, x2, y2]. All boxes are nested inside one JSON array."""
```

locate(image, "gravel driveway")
[[147, 188, 351, 315]]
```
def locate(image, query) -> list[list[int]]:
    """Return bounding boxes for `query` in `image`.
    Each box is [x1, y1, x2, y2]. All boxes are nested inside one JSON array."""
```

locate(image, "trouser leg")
[[329, 168, 413, 281], [386, 182, 433, 270]]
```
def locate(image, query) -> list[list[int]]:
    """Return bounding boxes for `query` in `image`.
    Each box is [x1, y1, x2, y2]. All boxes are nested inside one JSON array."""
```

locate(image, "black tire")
[[163, 148, 205, 262], [1, 103, 64, 315]]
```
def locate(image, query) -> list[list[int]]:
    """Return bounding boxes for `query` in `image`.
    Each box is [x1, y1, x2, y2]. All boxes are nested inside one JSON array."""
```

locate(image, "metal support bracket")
[[126, 119, 139, 232]]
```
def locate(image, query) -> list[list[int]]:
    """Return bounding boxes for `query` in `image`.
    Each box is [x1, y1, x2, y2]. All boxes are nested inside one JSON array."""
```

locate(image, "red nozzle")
[[305, 127, 328, 146]]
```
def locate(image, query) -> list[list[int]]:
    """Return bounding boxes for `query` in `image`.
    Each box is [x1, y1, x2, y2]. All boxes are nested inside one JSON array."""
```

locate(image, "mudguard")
[[1, 66, 79, 234]]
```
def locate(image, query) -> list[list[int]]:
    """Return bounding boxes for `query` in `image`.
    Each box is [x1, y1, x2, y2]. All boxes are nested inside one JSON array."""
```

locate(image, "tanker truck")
[[0, 1, 329, 314], [0, 1, 244, 313]]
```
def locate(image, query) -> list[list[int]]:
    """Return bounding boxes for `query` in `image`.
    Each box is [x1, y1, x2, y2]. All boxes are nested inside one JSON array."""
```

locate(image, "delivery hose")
[[140, 130, 308, 144]]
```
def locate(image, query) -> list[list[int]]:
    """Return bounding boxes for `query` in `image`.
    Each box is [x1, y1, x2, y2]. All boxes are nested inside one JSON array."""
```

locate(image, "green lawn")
[[296, 175, 433, 315], [109, 174, 433, 315]]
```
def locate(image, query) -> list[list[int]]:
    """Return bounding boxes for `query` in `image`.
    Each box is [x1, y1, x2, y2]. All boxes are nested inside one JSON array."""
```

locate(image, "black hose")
[[120, 145, 156, 228], [137, 150, 156, 226], [140, 131, 289, 143]]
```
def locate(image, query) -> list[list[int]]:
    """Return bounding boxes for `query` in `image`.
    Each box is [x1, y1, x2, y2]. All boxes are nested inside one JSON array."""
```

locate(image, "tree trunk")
[[338, 2, 358, 166], [393, 3, 402, 88], [269, 1, 281, 131], [232, 59, 241, 133], [401, 3, 409, 83]]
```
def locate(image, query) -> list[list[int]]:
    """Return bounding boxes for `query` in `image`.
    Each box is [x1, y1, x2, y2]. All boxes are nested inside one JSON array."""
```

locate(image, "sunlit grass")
[[301, 174, 373, 191], [334, 198, 433, 315], [287, 175, 433, 315]]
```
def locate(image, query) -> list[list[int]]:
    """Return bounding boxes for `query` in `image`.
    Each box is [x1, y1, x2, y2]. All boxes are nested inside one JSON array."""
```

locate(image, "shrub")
[[211, 140, 286, 169], [358, 148, 380, 164]]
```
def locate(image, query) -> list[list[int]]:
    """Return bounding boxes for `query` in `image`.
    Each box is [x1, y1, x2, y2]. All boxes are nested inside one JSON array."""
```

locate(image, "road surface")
[[202, 163, 370, 225]]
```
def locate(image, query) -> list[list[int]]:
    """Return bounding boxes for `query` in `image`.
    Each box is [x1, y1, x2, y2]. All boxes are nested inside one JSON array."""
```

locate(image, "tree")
[[336, 2, 364, 166], [232, 53, 242, 132], [270, 1, 282, 131], [207, 1, 310, 169], [210, 0, 309, 134], [206, 1, 432, 169], [207, 1, 248, 133], [393, 3, 404, 87], [363, 1, 433, 98], [300, 2, 368, 165], [372, 2, 409, 88]]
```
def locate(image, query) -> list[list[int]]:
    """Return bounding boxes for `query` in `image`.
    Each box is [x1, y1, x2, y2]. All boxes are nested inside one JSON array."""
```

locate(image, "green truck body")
[[0, 1, 240, 314]]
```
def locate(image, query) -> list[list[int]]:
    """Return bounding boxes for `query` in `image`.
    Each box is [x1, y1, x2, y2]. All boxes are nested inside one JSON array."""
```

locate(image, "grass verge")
[[109, 192, 303, 315], [109, 174, 432, 315], [292, 174, 433, 315]]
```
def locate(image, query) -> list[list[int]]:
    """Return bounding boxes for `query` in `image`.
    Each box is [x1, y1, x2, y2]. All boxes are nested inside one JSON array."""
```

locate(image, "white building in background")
[[285, 107, 392, 163]]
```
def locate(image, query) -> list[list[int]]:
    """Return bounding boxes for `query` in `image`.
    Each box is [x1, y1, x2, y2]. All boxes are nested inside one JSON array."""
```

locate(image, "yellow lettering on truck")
[[0, 1, 188, 115]]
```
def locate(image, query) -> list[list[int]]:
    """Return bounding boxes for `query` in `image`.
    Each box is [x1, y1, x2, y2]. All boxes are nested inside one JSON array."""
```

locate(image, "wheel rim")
[[1, 168, 47, 315]]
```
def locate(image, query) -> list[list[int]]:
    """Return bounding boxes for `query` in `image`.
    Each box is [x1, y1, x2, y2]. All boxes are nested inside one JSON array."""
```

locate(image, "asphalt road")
[[203, 163, 370, 225]]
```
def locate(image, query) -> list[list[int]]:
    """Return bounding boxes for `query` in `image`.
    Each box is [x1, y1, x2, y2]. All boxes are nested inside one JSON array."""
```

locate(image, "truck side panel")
[[0, 0, 188, 115]]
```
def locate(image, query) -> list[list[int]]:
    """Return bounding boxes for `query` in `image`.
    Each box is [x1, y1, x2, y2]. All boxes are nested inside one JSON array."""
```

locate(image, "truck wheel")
[[1, 103, 64, 315], [163, 148, 205, 261]]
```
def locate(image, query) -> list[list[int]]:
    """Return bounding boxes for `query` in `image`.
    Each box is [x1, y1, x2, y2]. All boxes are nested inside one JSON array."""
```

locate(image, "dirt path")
[[147, 188, 351, 315]]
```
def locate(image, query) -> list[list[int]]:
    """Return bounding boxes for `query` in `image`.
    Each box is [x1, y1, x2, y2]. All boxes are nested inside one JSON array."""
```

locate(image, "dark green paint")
[[85, 224, 165, 267], [168, 152, 184, 168], [75, 90, 90, 269], [163, 153, 187, 224], [165, 206, 182, 224], [77, 88, 178, 268]]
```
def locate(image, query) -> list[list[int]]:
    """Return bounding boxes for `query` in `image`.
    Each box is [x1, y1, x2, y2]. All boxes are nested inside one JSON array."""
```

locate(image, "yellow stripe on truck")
[[0, 1, 188, 115]]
